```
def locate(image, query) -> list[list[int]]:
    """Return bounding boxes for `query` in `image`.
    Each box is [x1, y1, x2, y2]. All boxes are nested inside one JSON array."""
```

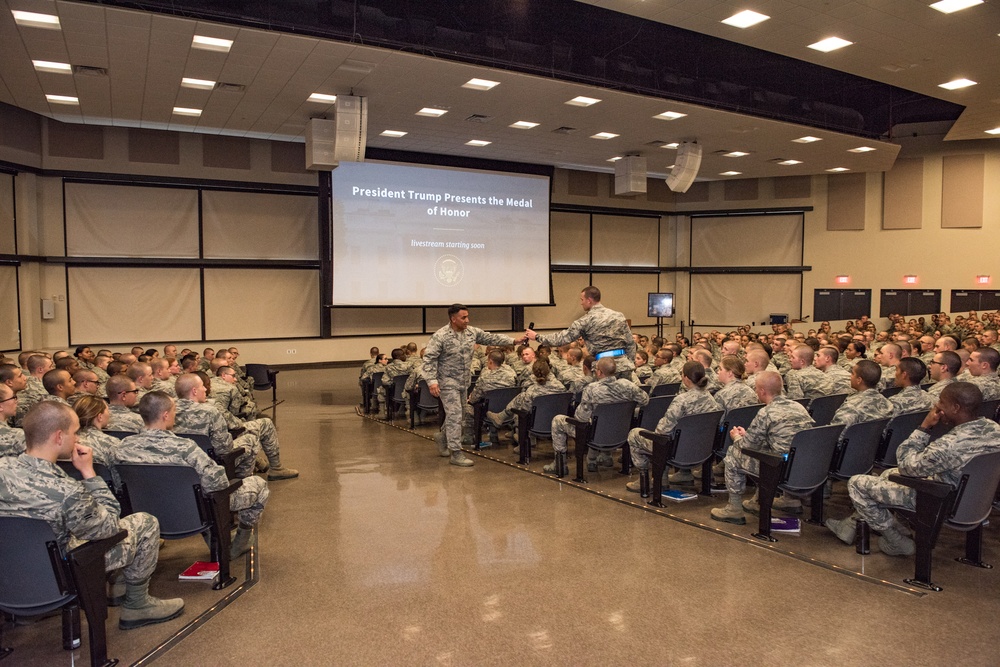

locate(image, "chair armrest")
[[566, 416, 587, 428], [888, 473, 953, 498], [219, 447, 246, 480], [228, 426, 247, 439], [511, 407, 528, 417], [638, 429, 671, 445], [744, 448, 784, 468], [68, 529, 128, 567]]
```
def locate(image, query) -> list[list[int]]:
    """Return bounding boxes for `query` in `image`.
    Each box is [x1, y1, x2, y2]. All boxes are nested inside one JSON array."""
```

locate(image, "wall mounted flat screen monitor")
[[647, 293, 674, 318], [331, 161, 551, 306]]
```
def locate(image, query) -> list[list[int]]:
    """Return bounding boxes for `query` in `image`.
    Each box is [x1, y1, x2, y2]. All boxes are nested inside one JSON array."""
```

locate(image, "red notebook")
[[178, 561, 219, 581]]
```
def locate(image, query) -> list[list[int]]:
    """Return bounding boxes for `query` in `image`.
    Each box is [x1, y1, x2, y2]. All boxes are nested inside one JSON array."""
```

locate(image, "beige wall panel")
[[883, 158, 924, 229], [724, 179, 759, 201], [592, 215, 658, 266], [204, 269, 319, 339], [47, 122, 104, 160], [65, 183, 199, 257], [524, 272, 587, 330], [691, 274, 800, 327], [0, 174, 14, 254], [202, 190, 318, 260], [691, 215, 801, 267], [424, 307, 511, 332], [550, 211, 589, 265], [0, 266, 19, 350], [774, 176, 812, 199], [203, 135, 252, 170], [128, 129, 180, 165], [598, 273, 659, 328], [68, 267, 201, 344], [330, 307, 424, 337], [941, 154, 984, 228], [826, 173, 866, 230]]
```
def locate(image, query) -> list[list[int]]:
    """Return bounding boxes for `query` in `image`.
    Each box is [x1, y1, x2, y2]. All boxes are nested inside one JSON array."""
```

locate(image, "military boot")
[[266, 455, 298, 480], [434, 431, 449, 457], [231, 524, 255, 558], [668, 468, 694, 483], [878, 524, 915, 556], [710, 494, 747, 525], [450, 450, 474, 467], [825, 516, 858, 545], [108, 570, 125, 607], [118, 579, 185, 630]]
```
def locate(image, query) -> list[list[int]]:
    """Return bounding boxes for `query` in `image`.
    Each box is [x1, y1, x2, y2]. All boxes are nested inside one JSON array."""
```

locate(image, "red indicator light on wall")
[[977, 275, 990, 285], [835, 275, 849, 284], [903, 275, 918, 285]]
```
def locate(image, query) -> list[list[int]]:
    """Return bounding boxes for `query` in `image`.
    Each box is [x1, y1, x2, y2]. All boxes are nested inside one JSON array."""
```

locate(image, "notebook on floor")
[[179, 561, 220, 581]]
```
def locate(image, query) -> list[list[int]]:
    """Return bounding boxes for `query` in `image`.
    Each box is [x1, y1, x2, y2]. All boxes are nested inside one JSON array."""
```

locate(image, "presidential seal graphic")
[[435, 254, 463, 287]]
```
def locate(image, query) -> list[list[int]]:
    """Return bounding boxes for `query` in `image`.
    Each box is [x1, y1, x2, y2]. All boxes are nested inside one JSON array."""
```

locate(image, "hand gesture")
[[921, 405, 942, 431], [428, 383, 440, 398], [730, 426, 746, 441], [72, 443, 97, 480]]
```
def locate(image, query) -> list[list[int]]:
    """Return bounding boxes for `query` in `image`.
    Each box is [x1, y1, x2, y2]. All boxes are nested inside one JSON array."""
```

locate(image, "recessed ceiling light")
[[607, 156, 623, 162], [808, 37, 853, 52], [466, 139, 491, 147], [308, 93, 338, 103], [591, 132, 619, 140], [720, 171, 742, 176], [663, 142, 679, 149], [848, 146, 876, 153], [11, 10, 60, 29], [172, 107, 202, 117], [181, 77, 215, 90], [416, 107, 448, 117], [32, 60, 72, 73], [939, 78, 977, 90], [930, 0, 983, 13], [985, 127, 1000, 135], [827, 167, 850, 172], [793, 136, 822, 143], [778, 159, 803, 165], [654, 111, 687, 120], [566, 96, 600, 106], [723, 151, 749, 157], [380, 130, 407, 138], [721, 10, 770, 28], [510, 121, 539, 129], [45, 94, 78, 105], [462, 78, 500, 91], [192, 35, 233, 52]]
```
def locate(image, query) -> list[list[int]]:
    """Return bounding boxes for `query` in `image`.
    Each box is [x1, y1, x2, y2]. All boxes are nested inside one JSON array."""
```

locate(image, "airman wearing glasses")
[[926, 350, 961, 400], [105, 375, 144, 432], [0, 383, 24, 456]]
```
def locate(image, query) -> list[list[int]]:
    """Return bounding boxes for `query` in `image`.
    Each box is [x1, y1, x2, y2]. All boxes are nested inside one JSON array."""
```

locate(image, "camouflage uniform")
[[173, 398, 260, 478], [13, 377, 47, 428], [822, 365, 853, 395], [925, 377, 956, 401], [553, 377, 648, 454], [649, 364, 681, 389], [919, 351, 935, 365], [724, 397, 815, 494], [848, 417, 1000, 531], [557, 364, 586, 391], [889, 386, 934, 416], [878, 365, 897, 391], [77, 427, 123, 486], [772, 352, 792, 376], [108, 404, 144, 433], [80, 361, 110, 396], [0, 422, 25, 457], [117, 429, 268, 526], [634, 365, 653, 384], [381, 359, 410, 388], [422, 324, 515, 452], [565, 373, 594, 396], [151, 378, 177, 398], [465, 364, 518, 435], [209, 377, 250, 419], [968, 373, 1000, 401], [677, 367, 721, 395], [785, 366, 828, 400], [714, 380, 759, 412], [491, 376, 567, 425], [535, 303, 636, 378], [628, 387, 718, 470], [0, 454, 160, 584], [830, 388, 893, 429]]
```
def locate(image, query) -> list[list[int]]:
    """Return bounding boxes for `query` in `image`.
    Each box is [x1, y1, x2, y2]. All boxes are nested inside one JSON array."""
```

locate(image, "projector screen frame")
[[647, 292, 675, 319]]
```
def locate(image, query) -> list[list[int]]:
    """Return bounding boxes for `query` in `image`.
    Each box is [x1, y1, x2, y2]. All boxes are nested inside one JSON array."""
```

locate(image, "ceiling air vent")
[[73, 65, 107, 77], [552, 126, 577, 134], [646, 140, 668, 147], [215, 82, 246, 93]]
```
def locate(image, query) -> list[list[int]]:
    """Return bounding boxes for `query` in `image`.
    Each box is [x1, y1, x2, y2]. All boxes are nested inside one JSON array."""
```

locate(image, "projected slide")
[[331, 162, 550, 306]]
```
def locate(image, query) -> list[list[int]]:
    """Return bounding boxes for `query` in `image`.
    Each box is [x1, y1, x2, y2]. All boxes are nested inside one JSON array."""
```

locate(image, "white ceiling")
[[577, 0, 1000, 142], [17, 0, 1000, 180]]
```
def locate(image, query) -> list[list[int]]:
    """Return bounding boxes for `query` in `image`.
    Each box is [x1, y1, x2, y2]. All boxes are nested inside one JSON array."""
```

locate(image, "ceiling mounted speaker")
[[665, 141, 702, 193], [305, 95, 368, 170], [614, 155, 647, 195]]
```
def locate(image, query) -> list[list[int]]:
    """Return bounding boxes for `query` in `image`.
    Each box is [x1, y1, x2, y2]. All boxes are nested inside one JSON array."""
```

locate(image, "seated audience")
[[0, 383, 25, 456], [106, 375, 145, 432], [889, 358, 933, 416]]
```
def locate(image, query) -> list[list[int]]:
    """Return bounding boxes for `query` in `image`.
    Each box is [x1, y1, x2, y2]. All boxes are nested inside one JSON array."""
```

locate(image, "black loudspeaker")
[[665, 141, 702, 193], [305, 96, 368, 170]]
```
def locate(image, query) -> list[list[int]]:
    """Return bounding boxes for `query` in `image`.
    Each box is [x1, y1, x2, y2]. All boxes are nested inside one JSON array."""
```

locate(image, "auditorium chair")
[[807, 393, 849, 426], [565, 401, 637, 481], [634, 395, 674, 432], [472, 386, 520, 450], [874, 411, 929, 469], [639, 409, 724, 500], [511, 392, 573, 465]]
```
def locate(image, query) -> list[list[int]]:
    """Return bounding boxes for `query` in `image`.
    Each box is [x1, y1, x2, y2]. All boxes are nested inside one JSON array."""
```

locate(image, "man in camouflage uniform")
[[74, 345, 110, 390], [117, 391, 269, 558], [771, 336, 792, 376], [983, 329, 1000, 354], [0, 363, 28, 429], [648, 350, 681, 389], [876, 343, 902, 390], [525, 286, 636, 380], [685, 349, 722, 394], [784, 346, 827, 400], [543, 357, 648, 474], [625, 362, 720, 490], [889, 357, 933, 416], [711, 372, 815, 525], [0, 401, 184, 629], [422, 304, 517, 467], [174, 374, 297, 480], [815, 346, 853, 395], [128, 362, 154, 402], [831, 360, 894, 429], [464, 350, 517, 445], [744, 349, 777, 391], [926, 350, 962, 400], [210, 359, 255, 420], [13, 354, 52, 427], [380, 348, 411, 397], [917, 336, 936, 364], [69, 369, 101, 406], [0, 383, 25, 456], [41, 368, 76, 406], [149, 358, 177, 397], [964, 347, 1000, 401], [554, 347, 586, 388], [106, 375, 145, 432], [827, 382, 1000, 555]]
